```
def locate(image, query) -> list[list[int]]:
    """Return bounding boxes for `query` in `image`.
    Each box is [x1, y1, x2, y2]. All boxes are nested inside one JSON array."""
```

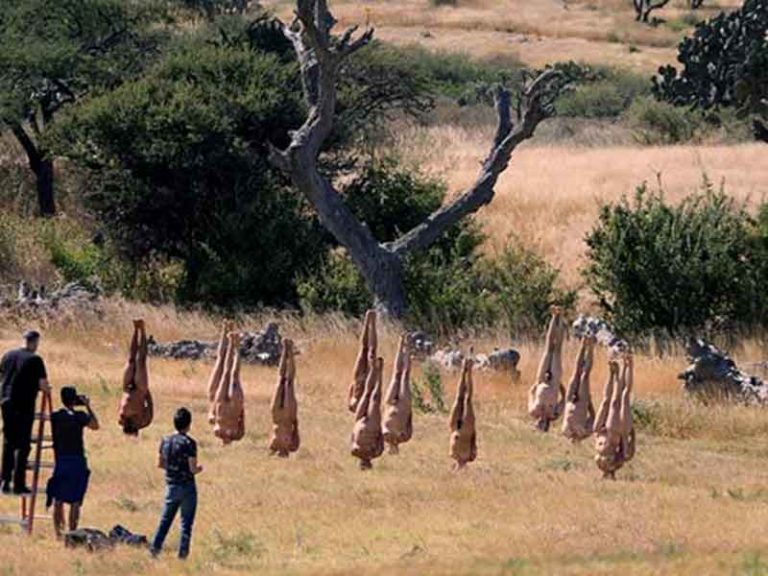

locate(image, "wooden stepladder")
[[0, 389, 54, 535]]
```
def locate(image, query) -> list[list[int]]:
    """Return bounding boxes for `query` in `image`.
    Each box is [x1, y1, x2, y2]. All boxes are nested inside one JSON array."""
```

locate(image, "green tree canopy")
[[0, 0, 165, 215]]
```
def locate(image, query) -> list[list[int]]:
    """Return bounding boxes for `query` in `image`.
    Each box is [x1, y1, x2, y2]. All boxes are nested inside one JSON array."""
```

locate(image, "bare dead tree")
[[269, 0, 568, 318], [633, 0, 671, 22]]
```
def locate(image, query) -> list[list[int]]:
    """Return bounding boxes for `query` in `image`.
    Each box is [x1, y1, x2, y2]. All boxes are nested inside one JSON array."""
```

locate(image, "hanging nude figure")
[[382, 334, 413, 454], [449, 358, 477, 470], [350, 355, 384, 470], [213, 332, 245, 445], [528, 307, 567, 432], [561, 335, 596, 442], [269, 339, 300, 457], [207, 320, 234, 425], [348, 310, 377, 413], [593, 352, 635, 478], [118, 319, 153, 435]]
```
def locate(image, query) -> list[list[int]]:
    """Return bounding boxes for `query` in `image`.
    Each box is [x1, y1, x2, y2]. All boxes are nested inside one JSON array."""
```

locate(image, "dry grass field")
[[264, 0, 742, 72], [393, 131, 768, 286], [0, 1, 765, 574], [0, 305, 768, 575]]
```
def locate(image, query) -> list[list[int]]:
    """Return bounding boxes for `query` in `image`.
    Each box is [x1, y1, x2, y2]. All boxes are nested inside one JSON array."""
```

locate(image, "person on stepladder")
[[0, 330, 51, 494]]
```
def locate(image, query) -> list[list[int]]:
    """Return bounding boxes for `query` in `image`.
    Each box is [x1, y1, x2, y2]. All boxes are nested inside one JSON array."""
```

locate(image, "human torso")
[[51, 409, 89, 458], [160, 433, 196, 485], [0, 349, 46, 409]]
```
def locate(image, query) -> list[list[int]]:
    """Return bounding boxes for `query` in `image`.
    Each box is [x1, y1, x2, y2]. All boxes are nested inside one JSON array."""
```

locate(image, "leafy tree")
[[51, 41, 327, 307], [584, 180, 761, 338], [0, 0, 164, 215], [654, 0, 767, 115]]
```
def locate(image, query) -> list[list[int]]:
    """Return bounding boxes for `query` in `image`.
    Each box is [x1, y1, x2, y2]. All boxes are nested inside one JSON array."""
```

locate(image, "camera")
[[73, 394, 89, 406]]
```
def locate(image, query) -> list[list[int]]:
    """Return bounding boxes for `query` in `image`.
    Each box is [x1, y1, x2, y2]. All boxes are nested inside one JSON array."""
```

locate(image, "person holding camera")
[[46, 387, 99, 538]]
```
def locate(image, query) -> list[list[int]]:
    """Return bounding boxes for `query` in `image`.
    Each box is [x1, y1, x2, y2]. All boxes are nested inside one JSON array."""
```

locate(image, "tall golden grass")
[[393, 129, 768, 288], [1, 305, 768, 574], [264, 0, 742, 71]]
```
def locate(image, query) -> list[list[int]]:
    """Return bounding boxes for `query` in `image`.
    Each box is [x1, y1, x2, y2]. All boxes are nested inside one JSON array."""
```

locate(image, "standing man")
[[0, 330, 51, 494], [47, 387, 99, 537], [150, 407, 202, 560]]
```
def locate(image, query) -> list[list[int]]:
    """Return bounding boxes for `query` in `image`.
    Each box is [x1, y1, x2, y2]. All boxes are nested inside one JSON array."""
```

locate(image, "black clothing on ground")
[[0, 348, 47, 409], [159, 433, 197, 486], [51, 409, 91, 458]]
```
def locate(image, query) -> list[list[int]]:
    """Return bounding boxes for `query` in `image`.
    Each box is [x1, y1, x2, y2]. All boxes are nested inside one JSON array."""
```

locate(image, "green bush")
[[556, 69, 650, 119], [625, 96, 703, 143], [584, 180, 762, 338], [478, 242, 577, 337], [361, 44, 522, 104]]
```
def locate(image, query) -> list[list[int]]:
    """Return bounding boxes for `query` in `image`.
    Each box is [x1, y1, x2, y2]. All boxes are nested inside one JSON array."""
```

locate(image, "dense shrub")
[[556, 69, 650, 119], [478, 243, 577, 337], [584, 181, 762, 338], [625, 97, 704, 143], [51, 40, 326, 308]]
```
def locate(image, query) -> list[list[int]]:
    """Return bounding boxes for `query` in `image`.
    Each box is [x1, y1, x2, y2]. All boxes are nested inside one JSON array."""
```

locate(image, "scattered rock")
[[678, 339, 768, 405], [572, 315, 628, 354], [430, 348, 464, 370], [487, 348, 521, 371], [148, 322, 283, 366], [429, 346, 521, 377], [2, 280, 103, 320], [408, 331, 435, 358]]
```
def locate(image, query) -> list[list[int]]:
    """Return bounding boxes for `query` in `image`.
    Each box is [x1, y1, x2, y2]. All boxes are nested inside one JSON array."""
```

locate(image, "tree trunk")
[[363, 250, 407, 318], [11, 123, 56, 217], [35, 158, 56, 217]]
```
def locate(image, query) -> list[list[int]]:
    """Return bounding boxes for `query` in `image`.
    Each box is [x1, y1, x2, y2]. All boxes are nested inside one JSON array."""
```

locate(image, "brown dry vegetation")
[[1, 307, 768, 575], [265, 0, 742, 72], [393, 132, 768, 287]]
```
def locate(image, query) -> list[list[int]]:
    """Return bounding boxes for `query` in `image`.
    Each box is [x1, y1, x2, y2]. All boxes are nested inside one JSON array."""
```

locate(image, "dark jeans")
[[150, 482, 197, 559], [1, 402, 34, 489]]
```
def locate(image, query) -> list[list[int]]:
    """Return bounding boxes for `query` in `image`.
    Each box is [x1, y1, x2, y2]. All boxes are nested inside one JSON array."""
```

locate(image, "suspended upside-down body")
[[348, 310, 377, 413], [449, 358, 477, 469], [351, 355, 385, 470], [593, 352, 635, 479], [561, 335, 596, 442], [213, 332, 245, 445], [118, 319, 153, 435], [269, 339, 300, 457], [529, 308, 567, 432], [382, 334, 413, 454], [207, 320, 234, 425]]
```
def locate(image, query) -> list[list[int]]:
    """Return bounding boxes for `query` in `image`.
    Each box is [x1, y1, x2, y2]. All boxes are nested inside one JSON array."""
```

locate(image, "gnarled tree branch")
[[388, 69, 565, 256], [270, 0, 566, 317]]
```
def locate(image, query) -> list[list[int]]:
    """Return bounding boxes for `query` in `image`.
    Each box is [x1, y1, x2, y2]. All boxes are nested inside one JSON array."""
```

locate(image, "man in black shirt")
[[0, 330, 51, 494], [47, 386, 99, 537], [150, 407, 202, 559]]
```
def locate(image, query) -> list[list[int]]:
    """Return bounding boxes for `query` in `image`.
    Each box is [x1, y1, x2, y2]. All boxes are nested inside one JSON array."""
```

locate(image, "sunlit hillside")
[[265, 0, 742, 72]]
